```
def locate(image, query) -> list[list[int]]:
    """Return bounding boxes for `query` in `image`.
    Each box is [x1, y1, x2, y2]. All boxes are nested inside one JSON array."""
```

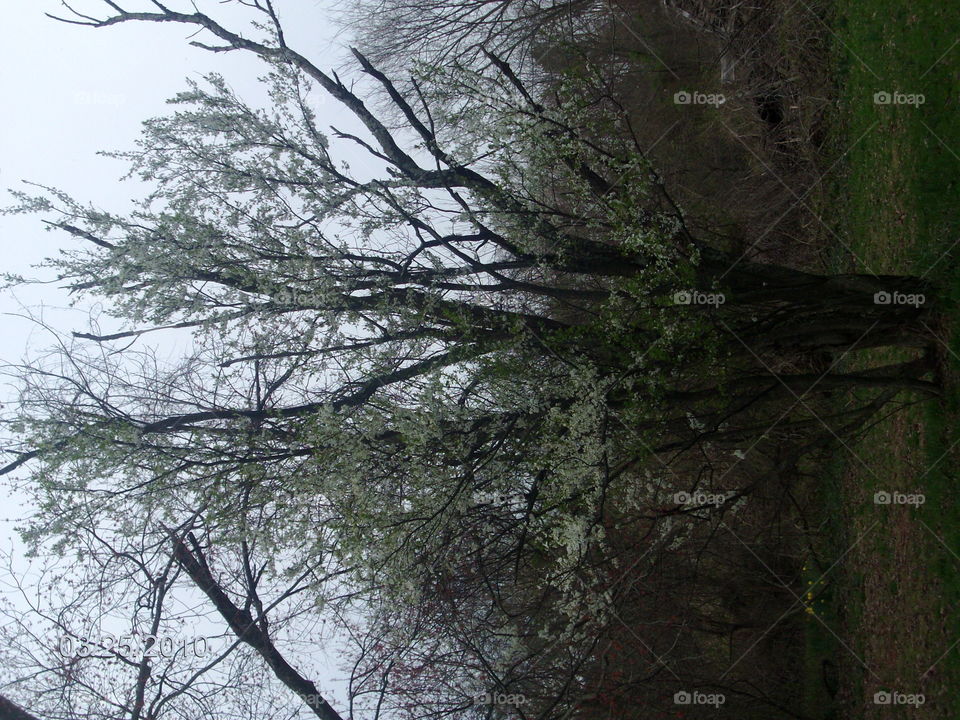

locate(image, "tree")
[[0, 1, 939, 718], [0, 693, 43, 720]]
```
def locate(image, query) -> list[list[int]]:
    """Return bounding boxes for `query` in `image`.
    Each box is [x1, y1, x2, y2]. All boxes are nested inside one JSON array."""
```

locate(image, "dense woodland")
[[0, 1, 942, 719]]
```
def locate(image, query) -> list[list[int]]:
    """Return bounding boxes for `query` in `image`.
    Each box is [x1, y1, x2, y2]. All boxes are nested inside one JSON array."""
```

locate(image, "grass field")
[[803, 0, 960, 716]]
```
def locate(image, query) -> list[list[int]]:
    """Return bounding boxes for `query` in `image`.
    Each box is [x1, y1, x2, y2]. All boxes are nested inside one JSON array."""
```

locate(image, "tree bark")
[[0, 694, 43, 720], [168, 533, 345, 720]]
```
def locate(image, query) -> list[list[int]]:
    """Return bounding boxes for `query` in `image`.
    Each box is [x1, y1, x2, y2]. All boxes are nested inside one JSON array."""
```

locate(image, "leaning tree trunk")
[[699, 248, 935, 354]]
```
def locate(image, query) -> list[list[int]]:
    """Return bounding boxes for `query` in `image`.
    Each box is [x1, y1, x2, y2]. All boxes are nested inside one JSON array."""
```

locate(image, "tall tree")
[[0, 2, 939, 718]]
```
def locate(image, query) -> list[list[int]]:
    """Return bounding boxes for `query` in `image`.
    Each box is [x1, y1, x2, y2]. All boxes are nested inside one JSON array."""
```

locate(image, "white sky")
[[0, 1, 370, 714]]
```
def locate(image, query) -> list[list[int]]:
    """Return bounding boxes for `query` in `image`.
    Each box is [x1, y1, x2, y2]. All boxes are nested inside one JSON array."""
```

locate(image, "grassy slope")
[[805, 1, 960, 717]]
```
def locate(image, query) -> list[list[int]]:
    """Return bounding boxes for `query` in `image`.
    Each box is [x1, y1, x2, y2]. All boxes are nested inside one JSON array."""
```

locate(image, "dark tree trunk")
[[0, 694, 43, 720]]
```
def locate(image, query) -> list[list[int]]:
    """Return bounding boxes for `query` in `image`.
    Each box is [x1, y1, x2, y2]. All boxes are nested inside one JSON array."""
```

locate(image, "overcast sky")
[[0, 0, 367, 711]]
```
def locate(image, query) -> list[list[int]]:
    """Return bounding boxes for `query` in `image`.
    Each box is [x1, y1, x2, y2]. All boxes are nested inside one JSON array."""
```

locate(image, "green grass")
[[815, 0, 960, 716]]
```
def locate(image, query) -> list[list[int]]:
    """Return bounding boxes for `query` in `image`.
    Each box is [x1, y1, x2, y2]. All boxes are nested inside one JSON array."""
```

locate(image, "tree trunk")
[[0, 694, 43, 720]]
